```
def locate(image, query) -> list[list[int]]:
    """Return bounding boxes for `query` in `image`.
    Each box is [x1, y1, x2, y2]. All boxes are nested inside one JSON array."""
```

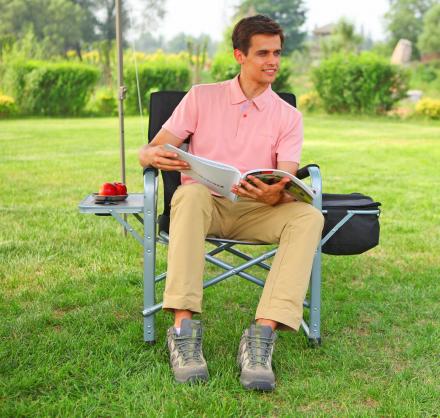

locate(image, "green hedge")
[[312, 52, 409, 114], [124, 61, 191, 115], [211, 52, 292, 93], [4, 60, 100, 115]]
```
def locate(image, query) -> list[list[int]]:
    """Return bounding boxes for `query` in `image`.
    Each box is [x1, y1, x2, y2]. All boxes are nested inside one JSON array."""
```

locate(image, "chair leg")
[[143, 244, 156, 344], [308, 243, 322, 347], [143, 170, 157, 344]]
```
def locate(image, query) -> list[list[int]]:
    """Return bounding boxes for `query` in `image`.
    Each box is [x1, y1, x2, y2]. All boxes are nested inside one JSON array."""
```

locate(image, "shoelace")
[[175, 335, 203, 364], [245, 335, 273, 368]]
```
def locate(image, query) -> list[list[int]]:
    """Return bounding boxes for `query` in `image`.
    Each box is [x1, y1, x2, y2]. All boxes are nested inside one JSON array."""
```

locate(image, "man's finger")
[[239, 179, 263, 195], [155, 156, 189, 167], [245, 176, 269, 190], [232, 184, 256, 199], [271, 176, 290, 190]]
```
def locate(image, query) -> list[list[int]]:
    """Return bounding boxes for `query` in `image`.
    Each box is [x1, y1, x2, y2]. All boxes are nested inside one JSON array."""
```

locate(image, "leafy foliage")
[[124, 55, 191, 115], [5, 60, 99, 115], [298, 92, 321, 112], [87, 88, 117, 116], [0, 94, 16, 117], [0, 0, 84, 58], [384, 0, 436, 59], [418, 3, 440, 55], [312, 52, 410, 114], [0, 0, 167, 59], [415, 97, 440, 119], [320, 18, 364, 57]]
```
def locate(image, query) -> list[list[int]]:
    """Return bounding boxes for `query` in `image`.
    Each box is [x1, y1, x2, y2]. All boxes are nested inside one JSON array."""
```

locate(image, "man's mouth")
[[263, 69, 277, 75]]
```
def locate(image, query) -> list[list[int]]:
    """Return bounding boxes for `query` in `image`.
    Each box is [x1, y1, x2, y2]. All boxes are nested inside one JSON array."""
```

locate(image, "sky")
[[152, 0, 390, 42]]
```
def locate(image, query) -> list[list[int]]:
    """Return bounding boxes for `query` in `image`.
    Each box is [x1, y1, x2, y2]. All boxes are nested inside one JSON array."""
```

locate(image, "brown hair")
[[232, 14, 284, 55]]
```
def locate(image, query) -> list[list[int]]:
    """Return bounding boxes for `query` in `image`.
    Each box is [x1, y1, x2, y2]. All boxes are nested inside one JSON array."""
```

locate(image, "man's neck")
[[238, 74, 270, 100]]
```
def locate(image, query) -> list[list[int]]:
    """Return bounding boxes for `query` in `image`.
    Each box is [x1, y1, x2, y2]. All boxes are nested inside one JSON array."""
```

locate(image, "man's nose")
[[267, 53, 279, 66]]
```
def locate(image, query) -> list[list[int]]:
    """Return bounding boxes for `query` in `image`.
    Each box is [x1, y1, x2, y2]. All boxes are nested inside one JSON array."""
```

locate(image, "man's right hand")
[[138, 128, 190, 171], [138, 144, 190, 171]]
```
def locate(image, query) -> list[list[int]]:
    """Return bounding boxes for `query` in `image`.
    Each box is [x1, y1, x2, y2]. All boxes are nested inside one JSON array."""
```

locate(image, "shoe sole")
[[240, 378, 275, 391]]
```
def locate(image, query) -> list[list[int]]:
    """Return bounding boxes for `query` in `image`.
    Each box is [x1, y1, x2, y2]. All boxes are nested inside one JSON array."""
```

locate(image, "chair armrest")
[[143, 167, 158, 177], [296, 163, 320, 180], [297, 164, 322, 211]]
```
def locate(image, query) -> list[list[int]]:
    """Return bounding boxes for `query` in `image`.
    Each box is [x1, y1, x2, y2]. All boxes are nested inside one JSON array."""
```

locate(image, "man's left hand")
[[231, 175, 291, 206]]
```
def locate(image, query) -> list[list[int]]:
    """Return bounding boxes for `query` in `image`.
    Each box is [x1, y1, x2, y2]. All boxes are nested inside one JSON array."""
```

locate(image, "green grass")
[[1, 115, 439, 416]]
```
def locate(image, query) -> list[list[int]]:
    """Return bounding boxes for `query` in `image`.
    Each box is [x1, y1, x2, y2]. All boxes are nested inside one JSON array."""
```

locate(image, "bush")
[[124, 59, 191, 115], [298, 92, 321, 112], [414, 63, 438, 83], [87, 89, 117, 116], [415, 98, 440, 119], [0, 94, 17, 117], [4, 60, 100, 115], [210, 53, 292, 92], [312, 52, 410, 114], [211, 52, 240, 82]]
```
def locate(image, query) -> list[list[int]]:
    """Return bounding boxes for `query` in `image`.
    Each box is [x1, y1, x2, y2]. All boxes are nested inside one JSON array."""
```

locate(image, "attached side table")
[[79, 172, 157, 343]]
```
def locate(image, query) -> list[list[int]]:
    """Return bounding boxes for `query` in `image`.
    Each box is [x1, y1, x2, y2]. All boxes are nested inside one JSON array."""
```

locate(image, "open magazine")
[[164, 144, 315, 204]]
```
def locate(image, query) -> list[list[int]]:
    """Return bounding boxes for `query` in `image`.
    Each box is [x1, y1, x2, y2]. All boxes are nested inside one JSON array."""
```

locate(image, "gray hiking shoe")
[[167, 319, 209, 383], [237, 323, 277, 391]]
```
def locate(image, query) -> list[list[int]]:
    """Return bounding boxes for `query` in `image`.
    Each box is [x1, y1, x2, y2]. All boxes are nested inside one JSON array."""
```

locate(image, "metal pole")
[[115, 0, 127, 236], [116, 0, 126, 184]]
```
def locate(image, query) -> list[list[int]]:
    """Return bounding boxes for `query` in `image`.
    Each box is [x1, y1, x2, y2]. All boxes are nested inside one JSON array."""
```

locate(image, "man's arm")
[[138, 128, 190, 171], [232, 161, 299, 206]]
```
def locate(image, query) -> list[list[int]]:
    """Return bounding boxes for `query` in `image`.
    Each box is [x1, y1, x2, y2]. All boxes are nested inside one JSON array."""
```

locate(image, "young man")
[[138, 15, 324, 391]]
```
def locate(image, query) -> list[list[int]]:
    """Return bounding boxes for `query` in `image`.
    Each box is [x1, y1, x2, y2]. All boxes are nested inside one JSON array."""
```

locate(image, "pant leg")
[[162, 183, 224, 313], [227, 199, 325, 332]]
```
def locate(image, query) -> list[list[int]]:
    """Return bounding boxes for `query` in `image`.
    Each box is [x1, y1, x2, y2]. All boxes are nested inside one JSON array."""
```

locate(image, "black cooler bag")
[[321, 193, 381, 255]]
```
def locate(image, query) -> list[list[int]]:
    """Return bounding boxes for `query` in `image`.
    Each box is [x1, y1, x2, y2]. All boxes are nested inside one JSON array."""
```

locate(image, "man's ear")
[[233, 48, 246, 64]]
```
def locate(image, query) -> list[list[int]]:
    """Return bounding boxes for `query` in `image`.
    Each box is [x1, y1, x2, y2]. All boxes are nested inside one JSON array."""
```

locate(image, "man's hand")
[[231, 175, 292, 206], [139, 144, 189, 171]]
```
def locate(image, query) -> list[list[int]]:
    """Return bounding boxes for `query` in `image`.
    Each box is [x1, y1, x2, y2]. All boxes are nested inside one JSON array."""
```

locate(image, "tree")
[[69, 0, 99, 59], [235, 0, 307, 54], [92, 0, 167, 83], [384, 0, 436, 59], [0, 0, 167, 59], [418, 3, 440, 55], [320, 18, 364, 58], [164, 33, 217, 56], [136, 32, 164, 53], [0, 0, 84, 57]]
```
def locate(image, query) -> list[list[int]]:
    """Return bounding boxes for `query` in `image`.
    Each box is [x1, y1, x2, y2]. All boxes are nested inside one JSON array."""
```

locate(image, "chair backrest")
[[148, 90, 297, 232]]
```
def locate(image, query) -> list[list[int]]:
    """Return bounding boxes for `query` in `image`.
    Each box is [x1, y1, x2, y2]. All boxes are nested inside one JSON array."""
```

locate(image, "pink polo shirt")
[[162, 75, 303, 186]]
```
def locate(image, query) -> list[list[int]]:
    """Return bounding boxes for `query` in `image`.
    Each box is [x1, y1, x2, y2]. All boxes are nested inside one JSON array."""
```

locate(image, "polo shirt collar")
[[229, 74, 272, 111]]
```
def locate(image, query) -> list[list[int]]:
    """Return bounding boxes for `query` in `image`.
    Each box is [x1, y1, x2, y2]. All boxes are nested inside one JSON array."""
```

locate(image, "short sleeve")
[[275, 109, 303, 164], [162, 87, 198, 139]]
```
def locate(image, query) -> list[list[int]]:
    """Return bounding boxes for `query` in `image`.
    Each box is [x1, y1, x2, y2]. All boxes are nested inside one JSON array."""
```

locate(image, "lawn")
[[1, 115, 439, 416]]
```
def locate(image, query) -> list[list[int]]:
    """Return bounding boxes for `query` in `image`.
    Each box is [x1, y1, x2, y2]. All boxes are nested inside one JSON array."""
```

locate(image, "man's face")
[[234, 34, 282, 86]]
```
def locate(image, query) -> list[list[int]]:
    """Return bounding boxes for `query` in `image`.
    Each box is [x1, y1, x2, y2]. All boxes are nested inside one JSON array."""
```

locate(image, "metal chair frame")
[[78, 90, 380, 346]]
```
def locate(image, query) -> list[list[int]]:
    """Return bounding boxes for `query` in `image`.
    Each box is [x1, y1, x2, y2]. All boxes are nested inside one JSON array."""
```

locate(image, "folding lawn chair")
[[140, 91, 382, 346], [79, 91, 381, 347]]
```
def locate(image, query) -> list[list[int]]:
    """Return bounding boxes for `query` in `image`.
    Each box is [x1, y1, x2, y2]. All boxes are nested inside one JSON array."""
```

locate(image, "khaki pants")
[[163, 183, 324, 331]]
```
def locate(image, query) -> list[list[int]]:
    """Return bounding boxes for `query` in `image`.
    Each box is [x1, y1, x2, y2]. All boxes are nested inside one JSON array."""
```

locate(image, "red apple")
[[113, 182, 127, 195], [99, 182, 117, 196]]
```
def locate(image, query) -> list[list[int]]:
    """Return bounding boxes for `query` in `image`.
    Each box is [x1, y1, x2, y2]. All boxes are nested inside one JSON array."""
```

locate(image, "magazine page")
[[164, 144, 241, 200], [243, 169, 314, 204]]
